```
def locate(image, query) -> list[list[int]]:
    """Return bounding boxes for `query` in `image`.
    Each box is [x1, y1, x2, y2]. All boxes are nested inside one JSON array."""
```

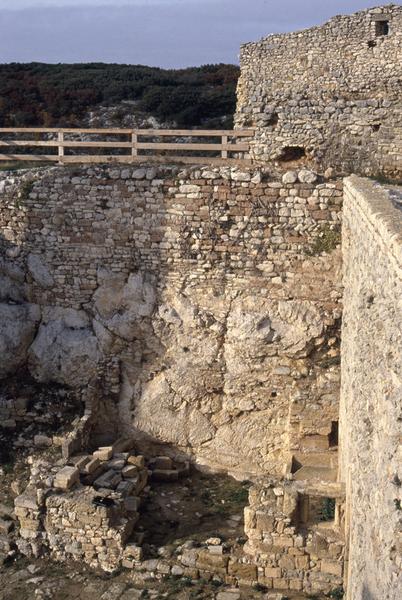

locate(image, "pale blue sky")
[[0, 1, 397, 67]]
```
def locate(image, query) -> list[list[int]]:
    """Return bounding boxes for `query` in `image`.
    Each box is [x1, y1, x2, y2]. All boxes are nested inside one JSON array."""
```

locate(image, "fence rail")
[[0, 128, 254, 165]]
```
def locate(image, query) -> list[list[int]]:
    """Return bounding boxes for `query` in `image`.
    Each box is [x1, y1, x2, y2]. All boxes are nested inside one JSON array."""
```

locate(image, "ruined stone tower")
[[235, 4, 402, 178]]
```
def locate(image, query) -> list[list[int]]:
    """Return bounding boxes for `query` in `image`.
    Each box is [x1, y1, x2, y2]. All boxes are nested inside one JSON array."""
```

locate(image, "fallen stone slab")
[[82, 457, 101, 474], [54, 466, 80, 491], [127, 455, 145, 468], [151, 469, 179, 482], [93, 446, 113, 461], [122, 465, 138, 479], [116, 480, 136, 497], [108, 458, 127, 471], [14, 493, 38, 511], [152, 456, 172, 470], [71, 455, 91, 471], [33, 434, 52, 448], [94, 469, 122, 490]]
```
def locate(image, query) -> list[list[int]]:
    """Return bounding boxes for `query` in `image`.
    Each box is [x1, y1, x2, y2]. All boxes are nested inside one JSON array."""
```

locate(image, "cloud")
[[0, 0, 389, 67], [0, 0, 201, 8]]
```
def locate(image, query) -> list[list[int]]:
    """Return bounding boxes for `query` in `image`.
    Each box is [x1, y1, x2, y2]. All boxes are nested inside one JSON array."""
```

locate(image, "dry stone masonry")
[[235, 5, 402, 178], [0, 165, 343, 480], [339, 177, 402, 600], [0, 4, 401, 600]]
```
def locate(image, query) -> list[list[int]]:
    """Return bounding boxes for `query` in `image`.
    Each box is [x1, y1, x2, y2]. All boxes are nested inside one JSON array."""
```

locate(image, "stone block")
[[295, 555, 309, 569], [72, 455, 91, 471], [256, 512, 275, 531], [273, 577, 289, 589], [216, 591, 241, 600], [123, 543, 143, 561], [227, 560, 257, 581], [127, 455, 145, 468], [117, 481, 135, 497], [289, 579, 303, 591], [34, 434, 52, 448], [196, 549, 229, 573], [276, 536, 294, 547], [265, 567, 281, 578], [93, 469, 121, 490], [54, 466, 80, 491], [278, 555, 295, 570], [15, 493, 38, 511], [300, 435, 329, 451], [151, 469, 179, 482], [208, 544, 224, 555], [83, 457, 101, 474], [122, 465, 138, 478], [320, 559, 343, 577], [93, 447, 114, 461], [108, 458, 126, 470], [153, 456, 173, 470]]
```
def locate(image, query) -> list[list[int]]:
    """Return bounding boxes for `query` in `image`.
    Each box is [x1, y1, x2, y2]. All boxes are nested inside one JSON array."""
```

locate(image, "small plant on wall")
[[319, 497, 336, 521], [307, 225, 341, 256]]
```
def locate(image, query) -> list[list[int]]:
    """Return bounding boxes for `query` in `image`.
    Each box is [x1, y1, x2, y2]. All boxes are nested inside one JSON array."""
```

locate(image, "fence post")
[[131, 131, 138, 160], [221, 135, 228, 159], [58, 130, 64, 164]]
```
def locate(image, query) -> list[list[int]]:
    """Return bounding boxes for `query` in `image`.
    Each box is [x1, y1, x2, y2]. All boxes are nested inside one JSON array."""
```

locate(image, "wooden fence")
[[0, 128, 254, 165]]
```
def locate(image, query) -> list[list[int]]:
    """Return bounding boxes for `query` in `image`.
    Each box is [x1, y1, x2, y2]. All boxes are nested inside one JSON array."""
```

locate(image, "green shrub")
[[307, 225, 341, 256], [327, 587, 344, 599], [319, 497, 336, 521]]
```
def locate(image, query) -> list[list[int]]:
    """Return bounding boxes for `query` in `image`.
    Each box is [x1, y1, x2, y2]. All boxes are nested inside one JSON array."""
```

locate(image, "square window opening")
[[375, 20, 389, 37]]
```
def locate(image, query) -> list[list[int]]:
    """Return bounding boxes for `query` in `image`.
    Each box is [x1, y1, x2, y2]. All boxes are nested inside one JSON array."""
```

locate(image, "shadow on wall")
[[0, 165, 343, 478], [0, 168, 119, 452], [362, 585, 376, 600]]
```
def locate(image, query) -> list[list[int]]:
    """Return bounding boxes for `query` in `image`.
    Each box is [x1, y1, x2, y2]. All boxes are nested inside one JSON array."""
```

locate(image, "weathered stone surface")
[[235, 5, 402, 178], [339, 177, 402, 600], [0, 165, 342, 478], [93, 271, 155, 342], [0, 260, 25, 303], [27, 253, 54, 289], [54, 466, 80, 491], [0, 303, 40, 378], [28, 307, 100, 386]]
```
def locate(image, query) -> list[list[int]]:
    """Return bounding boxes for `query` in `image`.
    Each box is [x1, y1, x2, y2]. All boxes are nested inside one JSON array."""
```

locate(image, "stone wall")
[[339, 176, 402, 599], [244, 480, 345, 595], [235, 5, 402, 178], [0, 165, 343, 479]]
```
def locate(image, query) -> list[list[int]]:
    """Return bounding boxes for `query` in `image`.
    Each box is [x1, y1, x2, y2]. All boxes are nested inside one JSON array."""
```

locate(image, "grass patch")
[[0, 161, 53, 172], [200, 479, 250, 515]]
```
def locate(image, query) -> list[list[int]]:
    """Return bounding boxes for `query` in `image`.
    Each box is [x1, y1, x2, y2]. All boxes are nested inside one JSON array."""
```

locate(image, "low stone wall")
[[14, 437, 149, 571], [0, 165, 342, 478], [244, 481, 345, 595], [235, 5, 402, 177], [339, 176, 402, 599]]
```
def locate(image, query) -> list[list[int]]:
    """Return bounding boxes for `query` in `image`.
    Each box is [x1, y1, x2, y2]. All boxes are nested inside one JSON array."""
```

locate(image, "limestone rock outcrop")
[[0, 303, 40, 378], [28, 307, 100, 386], [93, 271, 156, 342]]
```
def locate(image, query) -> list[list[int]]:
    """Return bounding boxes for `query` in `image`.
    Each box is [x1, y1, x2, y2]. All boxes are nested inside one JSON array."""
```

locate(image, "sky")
[[0, 0, 398, 67]]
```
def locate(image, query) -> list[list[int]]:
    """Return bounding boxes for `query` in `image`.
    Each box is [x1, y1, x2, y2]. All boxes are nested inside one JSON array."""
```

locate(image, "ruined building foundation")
[[0, 4, 401, 600]]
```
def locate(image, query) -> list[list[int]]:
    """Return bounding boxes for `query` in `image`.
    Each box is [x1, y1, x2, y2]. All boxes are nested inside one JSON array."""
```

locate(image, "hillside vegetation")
[[0, 62, 239, 129]]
